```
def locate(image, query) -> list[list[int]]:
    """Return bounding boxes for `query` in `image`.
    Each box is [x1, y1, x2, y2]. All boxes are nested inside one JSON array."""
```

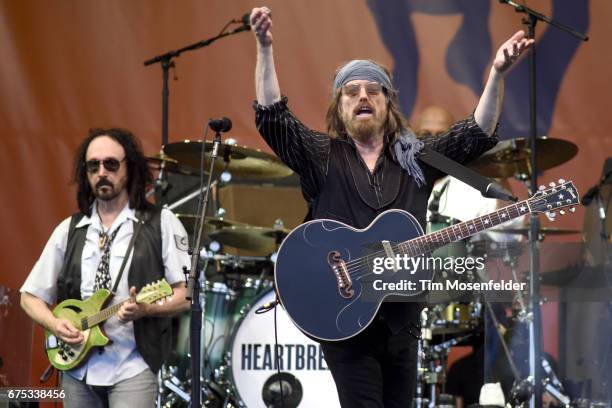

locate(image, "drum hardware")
[[572, 399, 612, 408], [429, 302, 481, 335], [167, 181, 219, 212], [416, 309, 469, 408], [489, 227, 580, 242]]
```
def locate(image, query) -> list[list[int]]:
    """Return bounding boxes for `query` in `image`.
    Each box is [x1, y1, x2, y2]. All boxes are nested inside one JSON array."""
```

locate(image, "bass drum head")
[[229, 288, 341, 408]]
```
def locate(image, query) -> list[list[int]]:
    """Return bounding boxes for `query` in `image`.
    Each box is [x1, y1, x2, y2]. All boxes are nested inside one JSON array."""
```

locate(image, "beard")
[[343, 113, 385, 142], [345, 118, 382, 141], [94, 179, 122, 201]]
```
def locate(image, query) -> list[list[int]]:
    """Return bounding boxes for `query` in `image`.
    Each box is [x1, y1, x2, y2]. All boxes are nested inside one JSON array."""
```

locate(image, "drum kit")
[[149, 136, 581, 407], [150, 139, 339, 408]]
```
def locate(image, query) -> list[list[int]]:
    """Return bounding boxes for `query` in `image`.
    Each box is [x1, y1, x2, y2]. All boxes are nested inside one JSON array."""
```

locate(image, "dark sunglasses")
[[84, 158, 125, 173]]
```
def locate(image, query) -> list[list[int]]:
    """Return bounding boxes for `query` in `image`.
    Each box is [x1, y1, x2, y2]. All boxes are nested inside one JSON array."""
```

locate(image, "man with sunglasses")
[[20, 128, 190, 407], [250, 6, 533, 408]]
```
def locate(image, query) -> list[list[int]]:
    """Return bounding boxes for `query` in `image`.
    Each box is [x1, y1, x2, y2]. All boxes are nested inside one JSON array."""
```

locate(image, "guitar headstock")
[[136, 279, 173, 305], [527, 179, 579, 219]]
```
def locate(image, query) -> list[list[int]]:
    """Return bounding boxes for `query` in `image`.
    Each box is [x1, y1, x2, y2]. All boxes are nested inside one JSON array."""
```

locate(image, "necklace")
[[97, 207, 112, 249]]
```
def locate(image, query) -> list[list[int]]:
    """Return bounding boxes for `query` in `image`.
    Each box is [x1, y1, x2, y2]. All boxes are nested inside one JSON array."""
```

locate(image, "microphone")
[[582, 186, 599, 206], [238, 12, 250, 28], [483, 181, 518, 202], [428, 178, 450, 219], [582, 170, 611, 206], [255, 298, 279, 314], [229, 12, 251, 33], [208, 117, 232, 133]]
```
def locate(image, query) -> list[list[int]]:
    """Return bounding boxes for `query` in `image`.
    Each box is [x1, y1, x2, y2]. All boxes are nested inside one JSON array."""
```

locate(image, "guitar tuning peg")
[[559, 210, 566, 215], [569, 207, 576, 213], [549, 182, 556, 187]]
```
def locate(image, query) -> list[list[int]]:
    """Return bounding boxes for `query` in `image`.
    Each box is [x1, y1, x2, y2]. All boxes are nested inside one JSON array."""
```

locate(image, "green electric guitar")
[[45, 279, 173, 371]]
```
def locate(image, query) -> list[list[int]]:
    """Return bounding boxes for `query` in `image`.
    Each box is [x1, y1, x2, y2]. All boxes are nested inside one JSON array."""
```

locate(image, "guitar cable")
[[257, 293, 285, 406], [273, 295, 285, 407]]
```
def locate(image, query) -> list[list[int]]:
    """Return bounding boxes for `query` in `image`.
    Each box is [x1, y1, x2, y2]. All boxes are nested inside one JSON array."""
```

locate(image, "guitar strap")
[[110, 217, 144, 294], [419, 145, 490, 189]]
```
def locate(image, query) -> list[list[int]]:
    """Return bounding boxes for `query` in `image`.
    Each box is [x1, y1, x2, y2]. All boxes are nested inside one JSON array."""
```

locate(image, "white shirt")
[[21, 203, 190, 385], [427, 176, 524, 242]]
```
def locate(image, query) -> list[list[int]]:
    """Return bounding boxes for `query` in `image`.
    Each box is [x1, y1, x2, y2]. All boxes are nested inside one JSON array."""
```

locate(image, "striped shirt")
[[254, 96, 497, 205]]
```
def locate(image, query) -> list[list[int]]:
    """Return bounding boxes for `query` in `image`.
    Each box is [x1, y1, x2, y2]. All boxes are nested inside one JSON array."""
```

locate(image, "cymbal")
[[146, 153, 194, 175], [176, 214, 289, 252], [163, 140, 293, 179], [468, 137, 578, 178], [489, 227, 581, 235], [210, 225, 289, 253]]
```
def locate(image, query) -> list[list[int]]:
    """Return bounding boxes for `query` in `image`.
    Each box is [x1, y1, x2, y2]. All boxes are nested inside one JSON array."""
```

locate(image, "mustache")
[[95, 179, 113, 189]]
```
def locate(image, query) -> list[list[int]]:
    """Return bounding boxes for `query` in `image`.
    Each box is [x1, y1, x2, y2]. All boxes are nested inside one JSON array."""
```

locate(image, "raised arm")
[[474, 30, 534, 135], [251, 7, 281, 105]]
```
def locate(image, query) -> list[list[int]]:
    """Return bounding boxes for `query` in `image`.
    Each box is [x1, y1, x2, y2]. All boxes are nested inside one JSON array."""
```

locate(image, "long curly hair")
[[325, 60, 412, 141], [73, 128, 152, 216]]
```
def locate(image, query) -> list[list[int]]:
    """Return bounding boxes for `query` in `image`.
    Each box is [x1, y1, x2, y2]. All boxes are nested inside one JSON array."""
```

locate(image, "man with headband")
[[250, 6, 533, 407]]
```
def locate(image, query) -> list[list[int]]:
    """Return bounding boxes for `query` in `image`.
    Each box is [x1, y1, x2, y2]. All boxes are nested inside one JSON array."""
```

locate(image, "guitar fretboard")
[[398, 199, 531, 257], [84, 301, 127, 329]]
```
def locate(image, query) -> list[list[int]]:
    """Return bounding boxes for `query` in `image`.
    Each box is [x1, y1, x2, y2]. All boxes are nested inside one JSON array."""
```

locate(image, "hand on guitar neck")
[[117, 286, 149, 322]]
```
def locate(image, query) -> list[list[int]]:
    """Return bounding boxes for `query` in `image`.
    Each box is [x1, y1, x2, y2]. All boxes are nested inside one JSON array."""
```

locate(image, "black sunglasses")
[[84, 158, 125, 173]]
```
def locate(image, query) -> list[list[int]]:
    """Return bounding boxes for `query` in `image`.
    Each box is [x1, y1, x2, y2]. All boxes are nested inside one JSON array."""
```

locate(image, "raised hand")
[[250, 6, 273, 47], [493, 30, 534, 75]]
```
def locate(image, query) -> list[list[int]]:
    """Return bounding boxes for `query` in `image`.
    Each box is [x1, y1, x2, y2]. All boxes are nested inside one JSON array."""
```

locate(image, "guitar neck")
[[85, 299, 129, 329], [401, 199, 531, 257]]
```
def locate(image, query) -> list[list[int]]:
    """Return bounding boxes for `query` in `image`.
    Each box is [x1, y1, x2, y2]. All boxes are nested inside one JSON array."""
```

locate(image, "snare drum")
[[228, 288, 341, 408]]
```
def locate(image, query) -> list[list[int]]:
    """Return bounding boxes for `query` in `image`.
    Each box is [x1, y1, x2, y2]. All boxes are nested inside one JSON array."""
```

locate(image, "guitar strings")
[[342, 208, 521, 280]]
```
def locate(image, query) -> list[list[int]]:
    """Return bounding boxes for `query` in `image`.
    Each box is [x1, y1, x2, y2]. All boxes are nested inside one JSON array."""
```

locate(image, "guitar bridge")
[[327, 251, 354, 299]]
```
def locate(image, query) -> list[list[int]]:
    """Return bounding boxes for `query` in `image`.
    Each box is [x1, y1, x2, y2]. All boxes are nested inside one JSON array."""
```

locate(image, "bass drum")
[[228, 288, 341, 408]]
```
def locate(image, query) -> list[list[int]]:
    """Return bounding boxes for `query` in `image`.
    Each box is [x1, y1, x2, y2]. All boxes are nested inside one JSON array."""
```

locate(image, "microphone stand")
[[185, 129, 223, 408], [498, 2, 588, 406], [143, 23, 249, 205]]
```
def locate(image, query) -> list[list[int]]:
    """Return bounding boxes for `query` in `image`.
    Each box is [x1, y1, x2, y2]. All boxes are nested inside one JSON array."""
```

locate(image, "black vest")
[[311, 139, 441, 333], [57, 206, 171, 373]]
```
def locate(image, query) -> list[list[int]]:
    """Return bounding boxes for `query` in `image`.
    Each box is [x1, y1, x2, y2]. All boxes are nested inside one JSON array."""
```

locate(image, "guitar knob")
[[559, 210, 566, 215], [558, 178, 565, 184], [549, 182, 556, 187], [547, 212, 557, 220], [569, 207, 576, 213], [539, 185, 546, 191]]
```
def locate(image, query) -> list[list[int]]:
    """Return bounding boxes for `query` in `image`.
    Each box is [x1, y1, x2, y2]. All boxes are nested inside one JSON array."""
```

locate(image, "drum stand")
[[497, 2, 588, 406]]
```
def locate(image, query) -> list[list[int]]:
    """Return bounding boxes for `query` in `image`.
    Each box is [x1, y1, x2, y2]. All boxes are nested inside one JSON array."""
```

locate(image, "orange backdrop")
[[1, 0, 610, 386]]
